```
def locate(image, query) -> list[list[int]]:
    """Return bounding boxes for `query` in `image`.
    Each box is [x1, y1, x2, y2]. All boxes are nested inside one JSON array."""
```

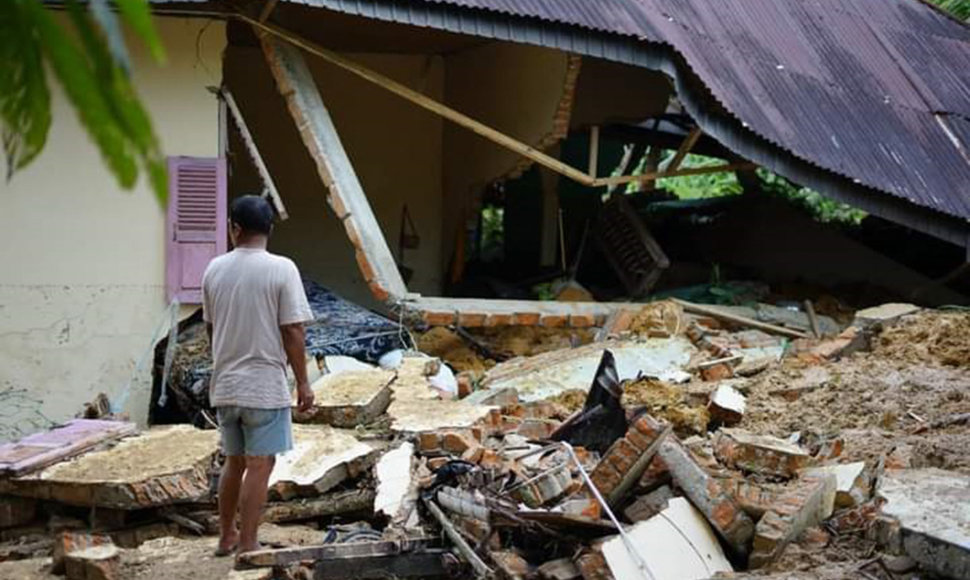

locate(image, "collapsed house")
[[1, 0, 970, 578]]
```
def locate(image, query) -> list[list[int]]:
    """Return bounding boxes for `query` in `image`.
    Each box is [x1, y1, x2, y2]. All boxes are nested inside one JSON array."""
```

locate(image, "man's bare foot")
[[236, 542, 262, 555], [215, 532, 239, 557]]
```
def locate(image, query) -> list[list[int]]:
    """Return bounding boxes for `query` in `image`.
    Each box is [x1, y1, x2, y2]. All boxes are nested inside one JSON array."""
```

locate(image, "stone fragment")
[[537, 558, 581, 580], [877, 468, 970, 580], [657, 438, 754, 555], [714, 428, 811, 478], [623, 485, 674, 523], [602, 498, 733, 580], [853, 303, 920, 328], [490, 550, 530, 580], [708, 384, 745, 425], [749, 473, 837, 568], [802, 461, 869, 508]]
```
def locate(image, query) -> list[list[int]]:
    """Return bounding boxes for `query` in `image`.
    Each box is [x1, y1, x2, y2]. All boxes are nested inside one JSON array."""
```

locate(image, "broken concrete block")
[[714, 428, 811, 478], [300, 368, 394, 427], [537, 558, 580, 580], [854, 303, 920, 328], [708, 383, 745, 425], [623, 485, 674, 523], [7, 426, 217, 509], [723, 478, 782, 519], [602, 497, 732, 580], [269, 425, 374, 498], [0, 496, 36, 528], [749, 473, 837, 568], [374, 442, 416, 524], [802, 461, 869, 508], [657, 438, 755, 554], [877, 468, 970, 580]]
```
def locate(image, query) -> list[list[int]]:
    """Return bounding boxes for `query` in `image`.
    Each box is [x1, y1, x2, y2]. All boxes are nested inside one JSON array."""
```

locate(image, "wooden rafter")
[[594, 161, 756, 188], [665, 126, 702, 172], [214, 87, 288, 220], [588, 125, 600, 178]]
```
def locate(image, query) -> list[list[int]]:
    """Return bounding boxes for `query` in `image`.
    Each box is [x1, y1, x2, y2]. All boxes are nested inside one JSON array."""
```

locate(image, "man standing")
[[203, 195, 315, 556]]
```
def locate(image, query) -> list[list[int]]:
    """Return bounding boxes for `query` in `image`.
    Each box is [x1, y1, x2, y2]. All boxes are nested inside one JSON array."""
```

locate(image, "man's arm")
[[281, 322, 314, 413]]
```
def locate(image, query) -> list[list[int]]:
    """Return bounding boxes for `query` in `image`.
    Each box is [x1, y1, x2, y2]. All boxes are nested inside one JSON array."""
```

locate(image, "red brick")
[[710, 498, 743, 531], [606, 438, 641, 475], [540, 314, 568, 328], [417, 432, 440, 453], [441, 432, 475, 455], [512, 312, 541, 326], [701, 363, 735, 381], [423, 311, 457, 326], [428, 457, 449, 470], [479, 449, 503, 470], [458, 312, 488, 327], [515, 418, 560, 440], [632, 414, 664, 438], [569, 313, 596, 328], [589, 461, 624, 495], [461, 446, 484, 464], [484, 313, 514, 327], [575, 551, 613, 580], [637, 455, 671, 491]]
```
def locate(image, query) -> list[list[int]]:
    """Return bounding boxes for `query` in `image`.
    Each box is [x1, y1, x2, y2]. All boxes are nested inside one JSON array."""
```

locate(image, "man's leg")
[[238, 455, 275, 552], [217, 455, 245, 552]]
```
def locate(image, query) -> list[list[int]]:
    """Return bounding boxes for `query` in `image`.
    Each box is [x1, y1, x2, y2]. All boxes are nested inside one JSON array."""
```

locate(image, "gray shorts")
[[217, 406, 293, 456]]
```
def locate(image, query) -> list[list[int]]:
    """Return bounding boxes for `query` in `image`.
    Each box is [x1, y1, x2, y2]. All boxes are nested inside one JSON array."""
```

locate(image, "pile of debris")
[[1, 301, 969, 580]]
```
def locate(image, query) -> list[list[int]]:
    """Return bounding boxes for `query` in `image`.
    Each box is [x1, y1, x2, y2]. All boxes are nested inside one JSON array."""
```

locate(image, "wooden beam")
[[592, 161, 755, 188], [242, 16, 599, 188], [237, 537, 440, 569], [588, 125, 600, 178], [257, 0, 279, 23], [671, 298, 809, 339], [217, 88, 288, 220], [665, 126, 703, 172], [260, 35, 408, 302]]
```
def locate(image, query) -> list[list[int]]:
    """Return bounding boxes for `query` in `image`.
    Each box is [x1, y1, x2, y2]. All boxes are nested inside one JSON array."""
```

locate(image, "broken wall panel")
[[260, 35, 408, 303]]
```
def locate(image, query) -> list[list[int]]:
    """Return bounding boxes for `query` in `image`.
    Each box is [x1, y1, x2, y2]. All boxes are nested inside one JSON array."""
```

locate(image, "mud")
[[628, 300, 685, 337], [623, 378, 710, 435], [417, 326, 595, 374], [874, 310, 970, 368]]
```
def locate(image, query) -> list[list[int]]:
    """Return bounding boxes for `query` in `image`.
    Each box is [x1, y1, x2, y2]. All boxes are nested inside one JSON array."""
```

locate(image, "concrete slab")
[[4, 426, 218, 509], [374, 442, 417, 525], [482, 339, 695, 402], [709, 383, 746, 425], [387, 399, 495, 433], [602, 497, 733, 580], [269, 425, 374, 498], [877, 468, 970, 579], [300, 368, 394, 427], [854, 303, 920, 327]]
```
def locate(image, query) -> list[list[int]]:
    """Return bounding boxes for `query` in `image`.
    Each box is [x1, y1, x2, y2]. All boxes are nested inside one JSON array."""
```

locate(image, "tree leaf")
[[0, 1, 51, 176], [115, 0, 166, 63], [88, 0, 132, 73]]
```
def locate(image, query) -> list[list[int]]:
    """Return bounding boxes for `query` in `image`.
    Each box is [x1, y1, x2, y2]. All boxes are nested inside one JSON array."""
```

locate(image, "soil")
[[623, 378, 711, 435], [311, 369, 394, 406], [41, 426, 218, 483], [628, 300, 685, 337]]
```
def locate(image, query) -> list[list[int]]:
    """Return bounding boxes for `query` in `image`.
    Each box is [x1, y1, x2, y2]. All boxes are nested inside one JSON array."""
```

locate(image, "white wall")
[[0, 16, 226, 439]]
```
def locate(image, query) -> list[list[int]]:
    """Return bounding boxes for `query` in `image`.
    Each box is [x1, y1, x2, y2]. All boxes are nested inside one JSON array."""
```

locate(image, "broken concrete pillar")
[[714, 428, 811, 478], [802, 461, 869, 508], [708, 383, 745, 425], [749, 473, 837, 568], [602, 497, 733, 580], [877, 468, 970, 580], [657, 438, 755, 555]]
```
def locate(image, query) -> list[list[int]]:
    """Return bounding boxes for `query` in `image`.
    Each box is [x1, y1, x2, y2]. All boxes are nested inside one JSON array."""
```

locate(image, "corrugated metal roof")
[[153, 0, 970, 239]]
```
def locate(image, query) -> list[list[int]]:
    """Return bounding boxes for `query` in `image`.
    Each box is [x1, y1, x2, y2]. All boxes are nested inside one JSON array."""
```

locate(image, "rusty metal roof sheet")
[[154, 0, 970, 241]]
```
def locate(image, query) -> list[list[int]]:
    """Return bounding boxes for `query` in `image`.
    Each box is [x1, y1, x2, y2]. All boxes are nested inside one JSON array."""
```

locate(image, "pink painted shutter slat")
[[166, 156, 227, 303]]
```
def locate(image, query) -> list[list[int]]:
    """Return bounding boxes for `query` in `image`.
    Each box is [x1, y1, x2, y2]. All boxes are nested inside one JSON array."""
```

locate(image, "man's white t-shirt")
[[202, 248, 314, 409]]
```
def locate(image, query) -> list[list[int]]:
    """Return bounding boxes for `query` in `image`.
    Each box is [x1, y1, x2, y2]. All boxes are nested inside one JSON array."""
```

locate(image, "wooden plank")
[[665, 126, 703, 172], [671, 298, 809, 339], [0, 420, 137, 477], [237, 537, 440, 568], [186, 489, 376, 533], [245, 17, 598, 188], [592, 161, 755, 188], [588, 125, 600, 178], [260, 35, 408, 302], [219, 88, 288, 220]]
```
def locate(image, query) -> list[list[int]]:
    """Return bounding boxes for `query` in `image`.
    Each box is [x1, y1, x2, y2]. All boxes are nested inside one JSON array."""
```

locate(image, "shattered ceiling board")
[[482, 339, 695, 402], [4, 426, 217, 509], [301, 368, 394, 427], [0, 420, 137, 477], [270, 425, 375, 498]]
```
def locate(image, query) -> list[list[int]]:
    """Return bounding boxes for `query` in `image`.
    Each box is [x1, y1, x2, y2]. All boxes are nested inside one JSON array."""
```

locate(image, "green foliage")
[[652, 153, 742, 199], [757, 169, 867, 225], [929, 0, 970, 20], [0, 0, 167, 201]]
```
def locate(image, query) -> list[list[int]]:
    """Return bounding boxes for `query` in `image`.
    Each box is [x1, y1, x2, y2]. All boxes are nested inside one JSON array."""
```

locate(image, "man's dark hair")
[[230, 195, 274, 235]]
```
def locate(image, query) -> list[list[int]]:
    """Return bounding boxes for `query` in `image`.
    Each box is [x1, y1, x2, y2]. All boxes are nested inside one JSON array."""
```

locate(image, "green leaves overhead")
[[0, 0, 167, 202]]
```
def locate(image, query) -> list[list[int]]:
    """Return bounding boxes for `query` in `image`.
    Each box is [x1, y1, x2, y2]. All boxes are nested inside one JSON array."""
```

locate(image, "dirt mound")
[[416, 327, 492, 373], [875, 311, 970, 368]]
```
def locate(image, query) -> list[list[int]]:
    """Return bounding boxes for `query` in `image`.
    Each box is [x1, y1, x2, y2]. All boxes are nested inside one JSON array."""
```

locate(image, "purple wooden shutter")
[[166, 156, 227, 304]]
